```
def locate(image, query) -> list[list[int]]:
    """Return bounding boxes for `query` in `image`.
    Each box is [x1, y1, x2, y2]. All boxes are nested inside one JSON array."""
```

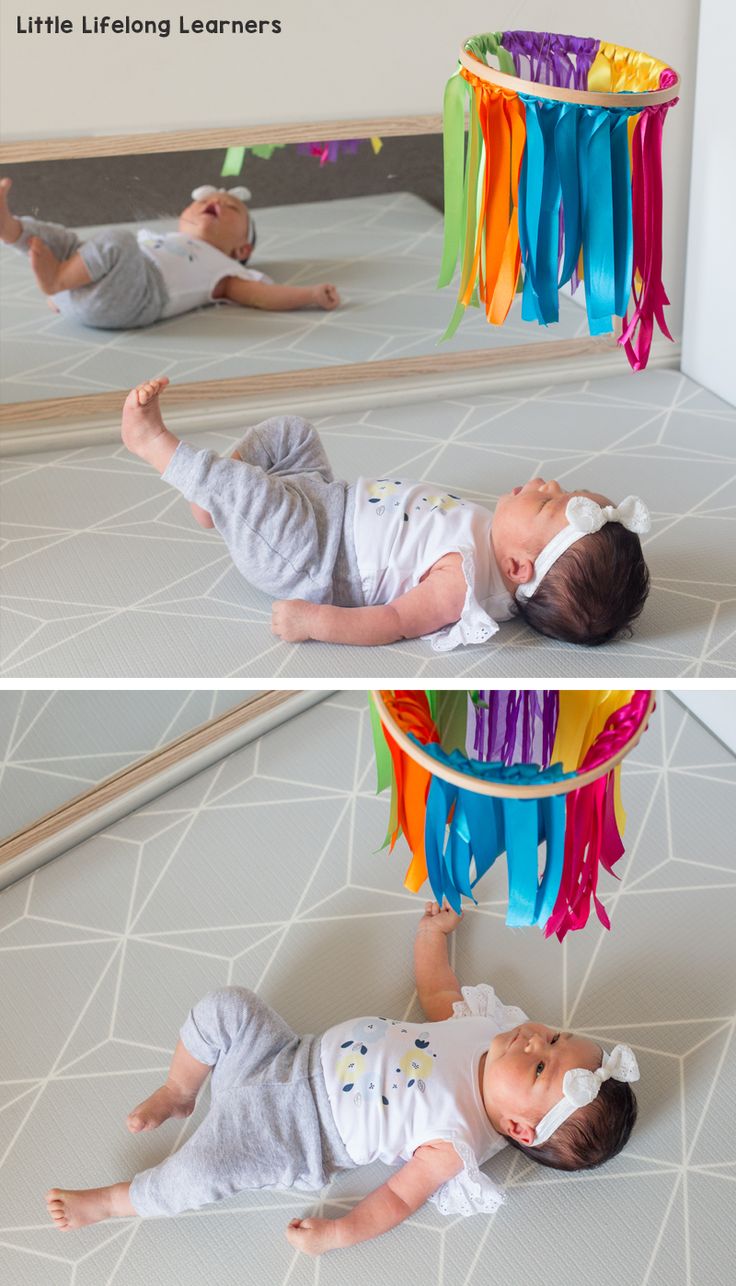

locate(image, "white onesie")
[[137, 231, 271, 319], [352, 478, 515, 651], [320, 984, 528, 1216]]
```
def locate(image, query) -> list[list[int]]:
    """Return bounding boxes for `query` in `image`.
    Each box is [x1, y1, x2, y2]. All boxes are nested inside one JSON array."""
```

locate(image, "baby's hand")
[[417, 900, 463, 936], [271, 599, 313, 643], [285, 1215, 338, 1255], [312, 283, 340, 310]]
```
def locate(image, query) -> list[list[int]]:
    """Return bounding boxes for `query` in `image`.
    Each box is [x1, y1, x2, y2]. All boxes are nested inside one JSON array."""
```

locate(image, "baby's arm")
[[414, 901, 464, 1020], [218, 276, 339, 311], [285, 1141, 462, 1255], [271, 557, 467, 645]]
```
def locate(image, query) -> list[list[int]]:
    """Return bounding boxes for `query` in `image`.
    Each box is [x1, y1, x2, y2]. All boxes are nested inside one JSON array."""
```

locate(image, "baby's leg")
[[190, 447, 242, 529], [189, 416, 334, 530], [121, 377, 180, 474], [0, 178, 23, 243], [28, 239, 91, 294], [126, 1038, 211, 1133]]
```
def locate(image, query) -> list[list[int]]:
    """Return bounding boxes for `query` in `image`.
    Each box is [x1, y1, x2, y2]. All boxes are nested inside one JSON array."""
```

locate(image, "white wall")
[[0, 1, 700, 333], [681, 0, 736, 406], [674, 692, 736, 755]]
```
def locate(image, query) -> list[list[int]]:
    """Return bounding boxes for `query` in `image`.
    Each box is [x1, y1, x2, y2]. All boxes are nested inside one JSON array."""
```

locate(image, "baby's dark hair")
[[506, 1077, 638, 1171], [516, 524, 650, 646], [237, 216, 256, 264]]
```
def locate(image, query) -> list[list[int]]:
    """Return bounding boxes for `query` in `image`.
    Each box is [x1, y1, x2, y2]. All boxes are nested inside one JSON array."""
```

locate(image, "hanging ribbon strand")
[[439, 29, 679, 371], [370, 690, 655, 941]]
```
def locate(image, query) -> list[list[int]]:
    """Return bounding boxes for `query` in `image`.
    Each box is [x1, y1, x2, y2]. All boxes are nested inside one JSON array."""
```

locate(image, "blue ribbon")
[[518, 94, 640, 336], [412, 739, 574, 928]]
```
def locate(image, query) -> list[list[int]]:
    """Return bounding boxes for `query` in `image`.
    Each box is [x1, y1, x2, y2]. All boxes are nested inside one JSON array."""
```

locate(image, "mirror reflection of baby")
[[119, 376, 651, 650], [0, 177, 339, 328], [46, 903, 639, 1253]]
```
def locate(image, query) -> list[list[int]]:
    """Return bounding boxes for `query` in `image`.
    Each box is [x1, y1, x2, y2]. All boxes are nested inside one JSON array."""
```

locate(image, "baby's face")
[[178, 192, 252, 259], [481, 1022, 602, 1144], [494, 478, 613, 553], [491, 478, 613, 590]]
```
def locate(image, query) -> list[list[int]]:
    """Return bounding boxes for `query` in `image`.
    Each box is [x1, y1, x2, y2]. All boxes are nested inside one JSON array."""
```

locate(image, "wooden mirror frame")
[[0, 114, 617, 436]]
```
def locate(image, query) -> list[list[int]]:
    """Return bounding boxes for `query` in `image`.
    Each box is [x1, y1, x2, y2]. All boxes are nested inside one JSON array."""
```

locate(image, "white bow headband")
[[529, 1043, 640, 1147], [516, 495, 651, 601], [191, 184, 252, 203]]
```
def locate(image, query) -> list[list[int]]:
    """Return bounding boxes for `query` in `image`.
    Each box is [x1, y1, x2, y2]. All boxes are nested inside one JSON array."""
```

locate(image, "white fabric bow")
[[529, 1044, 640, 1146], [566, 495, 651, 536], [191, 184, 252, 203], [562, 1043, 640, 1107], [516, 495, 651, 601]]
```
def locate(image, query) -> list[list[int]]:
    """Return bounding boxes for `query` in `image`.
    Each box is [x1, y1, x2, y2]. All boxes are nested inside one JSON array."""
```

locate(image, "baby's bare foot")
[[126, 1083, 196, 1132], [46, 1185, 124, 1230], [121, 377, 179, 473], [313, 283, 340, 310]]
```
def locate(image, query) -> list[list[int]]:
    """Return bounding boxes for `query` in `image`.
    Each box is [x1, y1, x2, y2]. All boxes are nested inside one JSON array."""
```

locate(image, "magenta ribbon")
[[618, 70, 679, 371], [544, 691, 654, 940], [296, 139, 362, 166]]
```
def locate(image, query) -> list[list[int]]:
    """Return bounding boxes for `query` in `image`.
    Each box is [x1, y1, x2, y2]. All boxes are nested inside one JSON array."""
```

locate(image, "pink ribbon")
[[619, 70, 679, 371], [544, 691, 654, 940]]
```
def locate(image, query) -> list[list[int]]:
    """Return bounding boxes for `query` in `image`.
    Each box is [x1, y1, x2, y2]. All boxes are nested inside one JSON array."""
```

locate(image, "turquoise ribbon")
[[518, 95, 640, 335], [413, 740, 574, 928]]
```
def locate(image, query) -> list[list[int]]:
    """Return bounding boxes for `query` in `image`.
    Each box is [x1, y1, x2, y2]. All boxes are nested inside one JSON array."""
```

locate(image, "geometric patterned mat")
[[0, 690, 733, 1284], [0, 690, 245, 839], [1, 368, 734, 678], [0, 193, 584, 404]]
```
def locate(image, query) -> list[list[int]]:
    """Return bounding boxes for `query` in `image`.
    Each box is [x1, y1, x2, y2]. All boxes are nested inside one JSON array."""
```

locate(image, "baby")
[[46, 902, 639, 1254], [119, 376, 651, 650], [0, 177, 339, 328]]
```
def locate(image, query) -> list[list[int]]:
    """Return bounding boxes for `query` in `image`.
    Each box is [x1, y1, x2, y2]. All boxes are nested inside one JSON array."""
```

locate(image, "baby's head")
[[481, 1023, 638, 1171], [178, 187, 255, 263], [492, 479, 650, 645]]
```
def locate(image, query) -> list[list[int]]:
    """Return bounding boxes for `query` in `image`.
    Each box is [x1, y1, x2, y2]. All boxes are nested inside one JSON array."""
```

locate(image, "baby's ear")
[[502, 556, 534, 587], [503, 1117, 537, 1146]]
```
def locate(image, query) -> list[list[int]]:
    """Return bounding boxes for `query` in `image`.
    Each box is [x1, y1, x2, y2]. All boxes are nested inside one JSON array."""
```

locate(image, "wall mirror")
[[0, 117, 612, 434], [0, 690, 331, 888]]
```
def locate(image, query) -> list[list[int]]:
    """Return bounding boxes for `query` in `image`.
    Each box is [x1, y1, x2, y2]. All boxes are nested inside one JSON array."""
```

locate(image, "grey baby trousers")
[[129, 987, 355, 1217], [162, 416, 364, 605], [16, 217, 168, 328]]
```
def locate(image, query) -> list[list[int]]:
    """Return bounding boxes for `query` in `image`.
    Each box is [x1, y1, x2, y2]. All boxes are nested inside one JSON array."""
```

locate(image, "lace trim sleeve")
[[451, 984, 528, 1028], [422, 546, 501, 653], [427, 1137, 505, 1217]]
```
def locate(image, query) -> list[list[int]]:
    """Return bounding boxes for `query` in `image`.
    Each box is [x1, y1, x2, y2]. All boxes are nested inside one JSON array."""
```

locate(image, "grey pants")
[[162, 416, 364, 605], [16, 217, 168, 328], [129, 988, 354, 1217]]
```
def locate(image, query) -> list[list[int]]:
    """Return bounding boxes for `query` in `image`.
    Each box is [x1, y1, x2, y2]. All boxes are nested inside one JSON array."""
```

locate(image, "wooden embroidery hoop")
[[370, 690, 656, 801], [458, 39, 681, 110]]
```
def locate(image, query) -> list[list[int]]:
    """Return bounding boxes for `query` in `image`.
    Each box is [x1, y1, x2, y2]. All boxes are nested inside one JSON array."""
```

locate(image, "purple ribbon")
[[502, 30, 599, 90], [470, 691, 560, 768]]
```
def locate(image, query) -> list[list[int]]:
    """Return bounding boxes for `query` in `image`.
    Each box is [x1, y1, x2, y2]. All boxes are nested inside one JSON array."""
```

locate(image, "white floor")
[[1, 369, 734, 678], [0, 691, 734, 1285]]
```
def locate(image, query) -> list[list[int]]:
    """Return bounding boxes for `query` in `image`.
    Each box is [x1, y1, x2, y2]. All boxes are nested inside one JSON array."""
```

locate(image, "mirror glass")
[[0, 689, 259, 840], [1, 135, 588, 407]]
